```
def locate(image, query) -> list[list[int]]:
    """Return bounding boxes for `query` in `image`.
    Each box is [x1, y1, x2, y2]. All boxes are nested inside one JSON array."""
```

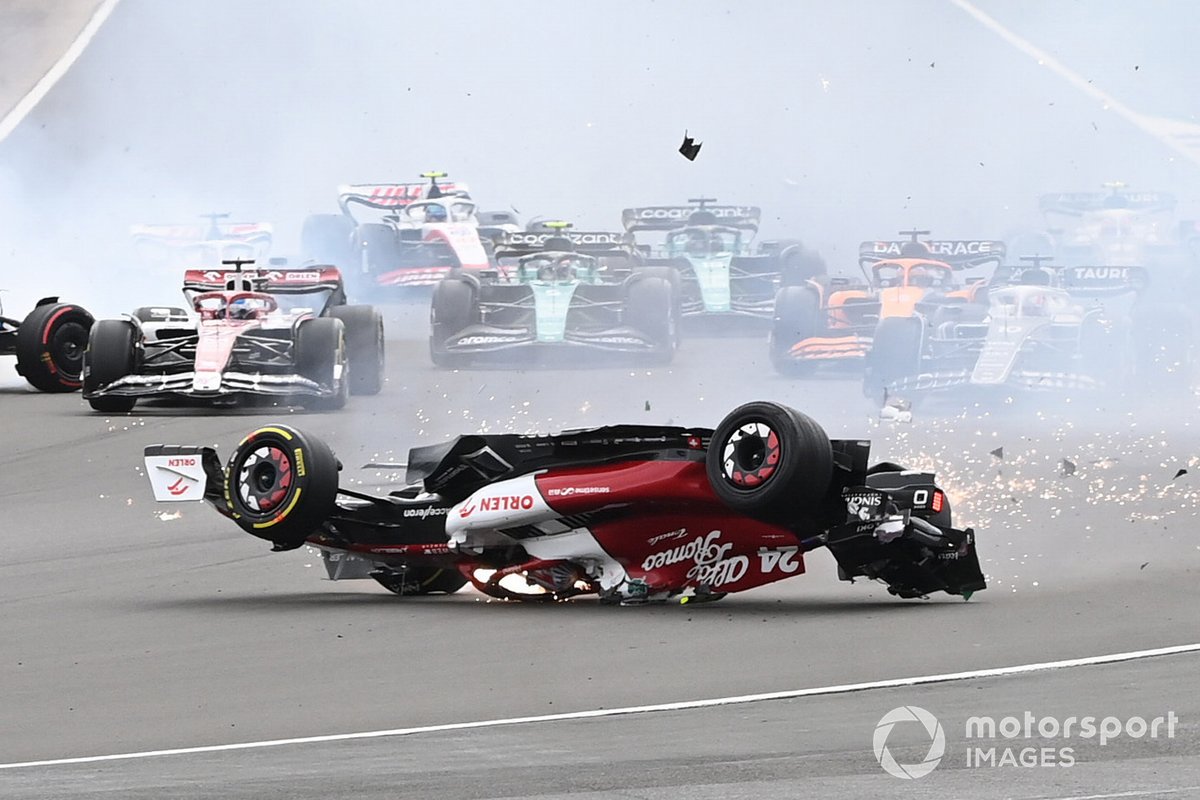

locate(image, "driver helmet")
[[538, 257, 576, 282], [1018, 268, 1052, 286], [228, 296, 258, 320], [425, 203, 448, 223]]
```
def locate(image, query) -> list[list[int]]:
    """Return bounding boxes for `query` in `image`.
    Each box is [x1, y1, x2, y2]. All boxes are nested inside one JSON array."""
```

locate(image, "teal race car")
[[621, 198, 824, 323], [429, 226, 680, 367]]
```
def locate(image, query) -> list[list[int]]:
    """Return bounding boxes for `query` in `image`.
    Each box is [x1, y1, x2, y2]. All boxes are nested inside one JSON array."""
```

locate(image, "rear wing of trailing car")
[[494, 230, 637, 258], [182, 266, 345, 295], [337, 182, 471, 213], [621, 205, 761, 233], [130, 221, 274, 248], [1039, 191, 1176, 216], [859, 239, 1006, 270], [990, 264, 1149, 296]]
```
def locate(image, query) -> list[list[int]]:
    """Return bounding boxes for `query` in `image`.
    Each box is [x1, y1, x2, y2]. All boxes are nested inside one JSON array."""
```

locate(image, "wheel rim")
[[236, 444, 294, 513], [721, 421, 781, 488], [50, 321, 88, 380]]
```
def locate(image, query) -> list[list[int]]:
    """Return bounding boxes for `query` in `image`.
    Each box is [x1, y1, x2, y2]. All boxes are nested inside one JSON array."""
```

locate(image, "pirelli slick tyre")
[[225, 425, 340, 549], [430, 278, 475, 368], [16, 302, 93, 392], [301, 213, 355, 269], [770, 286, 820, 377], [83, 319, 138, 412], [625, 275, 678, 364], [328, 305, 384, 395], [357, 223, 401, 272], [706, 401, 833, 521], [864, 316, 923, 400], [373, 567, 468, 597], [296, 317, 348, 411], [778, 244, 827, 285]]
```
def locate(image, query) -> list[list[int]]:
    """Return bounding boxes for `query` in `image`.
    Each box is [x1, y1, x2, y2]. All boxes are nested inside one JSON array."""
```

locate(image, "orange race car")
[[769, 231, 1005, 376]]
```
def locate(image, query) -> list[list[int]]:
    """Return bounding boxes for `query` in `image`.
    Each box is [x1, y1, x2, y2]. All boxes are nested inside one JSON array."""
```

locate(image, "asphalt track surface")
[[4, 2, 1200, 797], [2, 305, 1199, 798]]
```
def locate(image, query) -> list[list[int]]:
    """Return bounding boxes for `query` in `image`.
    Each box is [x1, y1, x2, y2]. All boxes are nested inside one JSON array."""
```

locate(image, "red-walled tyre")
[[706, 401, 833, 521], [225, 425, 340, 549], [15, 302, 93, 392]]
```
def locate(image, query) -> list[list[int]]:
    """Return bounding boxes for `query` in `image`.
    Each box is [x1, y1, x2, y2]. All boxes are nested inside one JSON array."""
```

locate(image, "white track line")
[[0, 0, 121, 144], [949, 0, 1200, 170], [1035, 790, 1200, 800], [1, 641, 1197, 771]]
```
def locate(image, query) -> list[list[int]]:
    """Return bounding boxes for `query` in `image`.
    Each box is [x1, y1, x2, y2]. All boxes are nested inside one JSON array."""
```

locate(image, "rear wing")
[[1039, 191, 1176, 216], [182, 266, 344, 294], [130, 222, 273, 247], [337, 181, 471, 213], [622, 205, 761, 233], [991, 264, 1149, 295], [494, 231, 635, 258], [859, 239, 1006, 269], [1059, 265, 1149, 295]]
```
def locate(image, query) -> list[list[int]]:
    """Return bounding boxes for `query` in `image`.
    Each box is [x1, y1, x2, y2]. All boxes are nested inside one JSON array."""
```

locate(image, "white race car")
[[82, 262, 383, 412]]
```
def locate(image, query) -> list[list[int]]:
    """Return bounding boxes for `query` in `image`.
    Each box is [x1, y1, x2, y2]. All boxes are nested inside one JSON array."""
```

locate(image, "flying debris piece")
[[1059, 459, 1077, 477], [1140, 562, 1149, 570], [990, 447, 1004, 460], [363, 462, 407, 470], [644, 401, 651, 411], [678, 131, 702, 161], [879, 397, 913, 423], [1173, 469, 1188, 480]]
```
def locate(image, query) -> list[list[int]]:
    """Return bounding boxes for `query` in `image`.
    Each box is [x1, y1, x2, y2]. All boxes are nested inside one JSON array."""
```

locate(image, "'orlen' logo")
[[479, 495, 535, 512], [166, 458, 196, 468], [874, 706, 945, 779]]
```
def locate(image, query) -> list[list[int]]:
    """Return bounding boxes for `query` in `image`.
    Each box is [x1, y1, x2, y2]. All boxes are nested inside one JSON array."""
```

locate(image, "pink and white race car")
[[82, 262, 383, 413]]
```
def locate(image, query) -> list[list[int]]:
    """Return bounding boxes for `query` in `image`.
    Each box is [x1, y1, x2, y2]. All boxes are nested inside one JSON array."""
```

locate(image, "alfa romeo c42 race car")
[[428, 226, 679, 367], [622, 198, 825, 324], [143, 401, 986, 604], [82, 261, 384, 412], [771, 232, 1005, 378], [301, 172, 515, 295], [0, 296, 93, 391]]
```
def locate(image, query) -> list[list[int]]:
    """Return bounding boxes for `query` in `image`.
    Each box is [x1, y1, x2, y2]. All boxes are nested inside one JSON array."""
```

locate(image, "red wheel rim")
[[721, 421, 781, 488], [236, 444, 294, 513]]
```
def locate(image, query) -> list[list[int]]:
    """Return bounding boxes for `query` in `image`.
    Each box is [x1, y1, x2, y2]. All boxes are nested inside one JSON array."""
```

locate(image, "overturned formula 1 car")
[[143, 401, 986, 604]]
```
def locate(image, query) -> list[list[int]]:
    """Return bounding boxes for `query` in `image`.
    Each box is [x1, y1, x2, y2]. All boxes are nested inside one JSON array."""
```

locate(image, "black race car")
[[144, 401, 986, 604]]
